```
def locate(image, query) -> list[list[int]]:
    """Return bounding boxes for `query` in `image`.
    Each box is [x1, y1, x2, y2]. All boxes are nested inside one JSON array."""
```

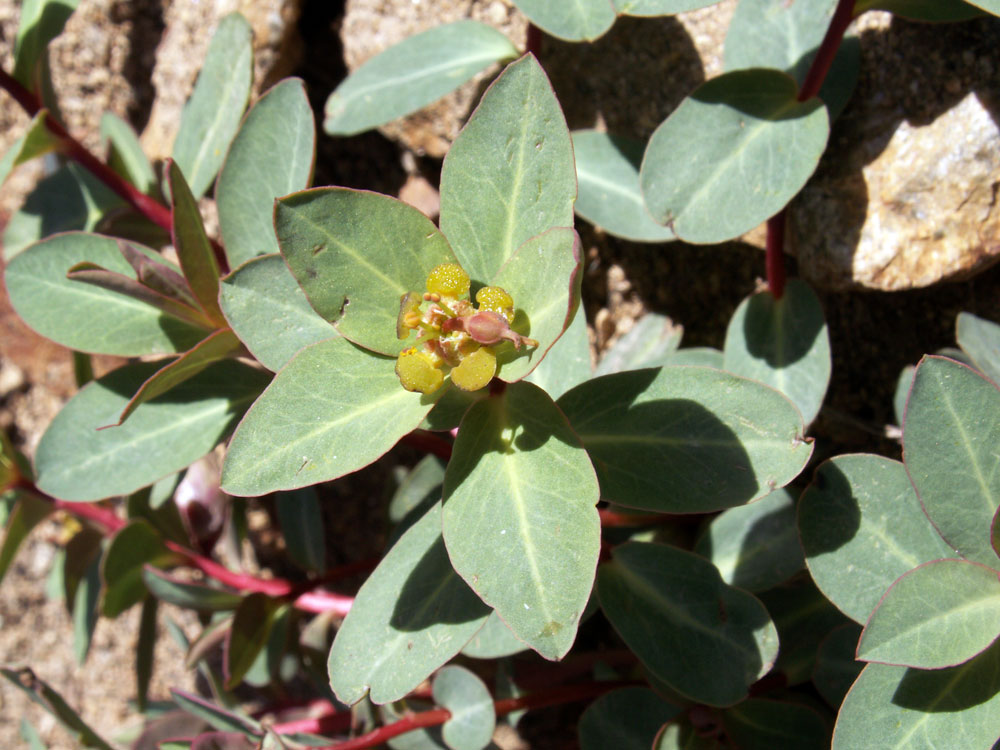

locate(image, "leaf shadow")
[[740, 288, 824, 368], [891, 638, 1000, 713], [569, 368, 760, 511], [802, 461, 861, 557], [389, 522, 490, 632]]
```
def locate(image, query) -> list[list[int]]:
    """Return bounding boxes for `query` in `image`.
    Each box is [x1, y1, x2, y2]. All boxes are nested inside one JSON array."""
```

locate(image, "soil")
[[2, 1, 1000, 748]]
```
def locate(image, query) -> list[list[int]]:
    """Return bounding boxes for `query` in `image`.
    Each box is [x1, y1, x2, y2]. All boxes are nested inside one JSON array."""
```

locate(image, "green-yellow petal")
[[475, 286, 514, 322], [450, 347, 497, 392], [426, 263, 470, 299], [396, 348, 444, 394]]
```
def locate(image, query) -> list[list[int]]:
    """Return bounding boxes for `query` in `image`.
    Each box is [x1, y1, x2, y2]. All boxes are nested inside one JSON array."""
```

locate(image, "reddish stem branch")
[[318, 680, 635, 750], [797, 0, 857, 103], [46, 490, 353, 615], [0, 67, 173, 232], [765, 210, 787, 300], [764, 0, 855, 300]]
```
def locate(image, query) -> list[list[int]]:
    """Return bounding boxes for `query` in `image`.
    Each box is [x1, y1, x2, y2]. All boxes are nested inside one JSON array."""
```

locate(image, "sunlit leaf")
[[324, 21, 518, 136], [443, 381, 600, 660]]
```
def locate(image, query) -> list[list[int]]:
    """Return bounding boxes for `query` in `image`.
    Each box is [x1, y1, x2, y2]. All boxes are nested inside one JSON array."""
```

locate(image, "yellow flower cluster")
[[395, 263, 538, 394]]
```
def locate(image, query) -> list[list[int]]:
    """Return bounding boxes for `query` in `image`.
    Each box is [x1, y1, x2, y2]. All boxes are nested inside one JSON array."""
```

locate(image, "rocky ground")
[[1, 1, 1000, 747]]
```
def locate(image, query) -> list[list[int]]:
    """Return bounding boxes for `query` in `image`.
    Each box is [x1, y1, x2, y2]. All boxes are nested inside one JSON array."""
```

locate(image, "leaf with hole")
[[220, 254, 337, 372], [276, 187, 457, 356]]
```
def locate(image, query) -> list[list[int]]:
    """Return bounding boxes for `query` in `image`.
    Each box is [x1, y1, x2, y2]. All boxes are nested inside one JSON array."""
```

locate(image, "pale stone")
[[794, 92, 1000, 291]]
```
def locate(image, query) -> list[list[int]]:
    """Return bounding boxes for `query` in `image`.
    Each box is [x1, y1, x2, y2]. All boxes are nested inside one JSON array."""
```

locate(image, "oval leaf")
[[461, 611, 527, 659], [612, 0, 722, 13], [904, 355, 1000, 565], [5, 233, 208, 355], [440, 54, 576, 285], [572, 131, 675, 243], [433, 666, 496, 750], [832, 641, 1000, 750], [171, 12, 253, 199], [640, 69, 829, 244], [594, 313, 682, 377], [442, 381, 600, 660], [220, 254, 337, 372], [511, 0, 616, 41], [597, 541, 779, 707], [799, 454, 955, 624], [956, 311, 1000, 386], [324, 20, 518, 136], [557, 366, 812, 513], [35, 360, 269, 501], [858, 559, 1000, 669], [723, 279, 831, 426], [328, 502, 490, 706], [217, 78, 316, 268], [221, 337, 442, 496], [276, 187, 457, 356], [694, 488, 804, 592]]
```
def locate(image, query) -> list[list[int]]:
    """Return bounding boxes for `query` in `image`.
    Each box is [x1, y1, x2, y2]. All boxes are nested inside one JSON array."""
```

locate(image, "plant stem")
[[0, 67, 173, 232], [764, 0, 855, 299], [43, 489, 353, 615], [765, 209, 787, 299], [318, 680, 635, 749]]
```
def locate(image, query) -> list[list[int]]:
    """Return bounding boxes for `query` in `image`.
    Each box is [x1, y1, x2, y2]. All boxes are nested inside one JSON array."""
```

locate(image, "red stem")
[[797, 0, 857, 103], [765, 210, 787, 300], [764, 0, 854, 300], [318, 680, 635, 749], [271, 712, 353, 736], [0, 67, 173, 232], [46, 492, 353, 615]]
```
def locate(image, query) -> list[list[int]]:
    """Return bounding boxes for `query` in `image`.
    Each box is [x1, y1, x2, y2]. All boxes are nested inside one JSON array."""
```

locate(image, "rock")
[[792, 14, 1000, 291], [141, 0, 305, 161], [340, 0, 529, 157]]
